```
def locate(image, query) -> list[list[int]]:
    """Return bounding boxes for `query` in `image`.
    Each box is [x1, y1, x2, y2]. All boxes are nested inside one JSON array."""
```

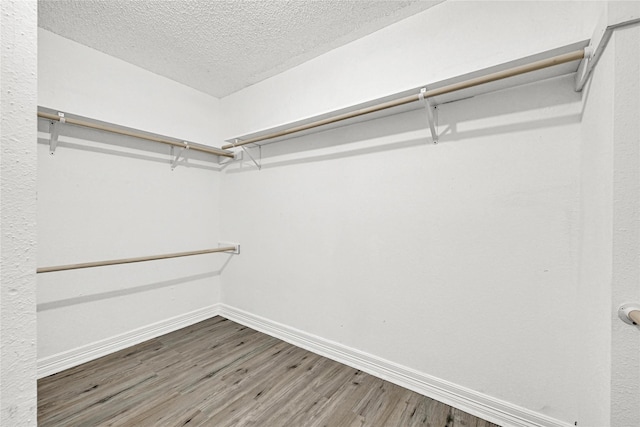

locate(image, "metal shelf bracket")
[[49, 112, 65, 155], [575, 45, 596, 91], [218, 139, 261, 170], [241, 145, 261, 170], [171, 142, 189, 170], [419, 88, 438, 144]]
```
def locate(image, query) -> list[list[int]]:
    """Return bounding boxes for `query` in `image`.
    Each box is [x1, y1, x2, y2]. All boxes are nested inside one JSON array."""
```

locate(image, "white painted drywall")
[[219, 2, 613, 426], [38, 30, 223, 146], [37, 31, 226, 363], [1, 1, 38, 425], [577, 4, 640, 424], [610, 23, 640, 427], [577, 22, 615, 427]]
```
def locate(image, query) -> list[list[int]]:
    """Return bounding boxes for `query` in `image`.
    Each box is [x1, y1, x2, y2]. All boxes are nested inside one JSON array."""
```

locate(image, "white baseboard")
[[38, 303, 571, 427], [37, 304, 222, 379], [218, 304, 572, 427]]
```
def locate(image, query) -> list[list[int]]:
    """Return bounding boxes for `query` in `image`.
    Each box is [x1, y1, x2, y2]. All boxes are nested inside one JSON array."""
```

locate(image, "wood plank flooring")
[[38, 317, 500, 426]]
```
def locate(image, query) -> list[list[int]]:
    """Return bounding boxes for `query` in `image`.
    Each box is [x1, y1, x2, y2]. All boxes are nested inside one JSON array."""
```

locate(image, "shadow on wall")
[[36, 258, 233, 312], [224, 74, 583, 172], [37, 119, 222, 172]]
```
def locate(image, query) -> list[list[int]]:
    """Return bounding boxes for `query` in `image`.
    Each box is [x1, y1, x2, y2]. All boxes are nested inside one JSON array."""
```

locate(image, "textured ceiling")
[[38, 0, 444, 98]]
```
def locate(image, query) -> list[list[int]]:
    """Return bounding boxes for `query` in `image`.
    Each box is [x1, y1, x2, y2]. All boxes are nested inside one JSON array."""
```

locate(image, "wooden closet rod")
[[222, 49, 586, 150], [38, 111, 235, 158], [37, 246, 238, 273]]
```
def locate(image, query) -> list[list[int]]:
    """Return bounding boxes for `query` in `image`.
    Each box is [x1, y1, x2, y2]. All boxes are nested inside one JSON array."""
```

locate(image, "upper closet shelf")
[[38, 106, 235, 159], [224, 40, 590, 149]]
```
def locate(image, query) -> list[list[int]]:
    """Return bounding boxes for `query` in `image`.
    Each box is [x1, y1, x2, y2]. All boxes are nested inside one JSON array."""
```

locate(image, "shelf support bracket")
[[575, 45, 596, 92], [419, 88, 438, 144], [171, 142, 189, 170], [241, 143, 261, 170], [49, 112, 65, 155]]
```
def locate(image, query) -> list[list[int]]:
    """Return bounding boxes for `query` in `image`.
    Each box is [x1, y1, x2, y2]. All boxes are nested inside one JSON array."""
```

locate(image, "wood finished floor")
[[38, 317, 500, 427]]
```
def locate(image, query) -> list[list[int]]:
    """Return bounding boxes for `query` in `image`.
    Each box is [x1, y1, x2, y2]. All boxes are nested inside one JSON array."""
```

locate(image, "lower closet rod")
[[37, 246, 238, 273]]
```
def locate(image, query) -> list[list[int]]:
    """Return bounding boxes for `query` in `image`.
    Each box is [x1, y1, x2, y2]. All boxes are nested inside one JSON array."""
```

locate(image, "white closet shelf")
[[38, 106, 235, 158], [224, 40, 589, 149]]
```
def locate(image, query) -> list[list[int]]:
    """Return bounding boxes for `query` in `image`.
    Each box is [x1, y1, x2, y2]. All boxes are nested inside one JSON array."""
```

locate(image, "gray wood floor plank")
[[382, 392, 425, 425], [307, 371, 379, 427], [238, 352, 332, 425], [202, 346, 323, 426], [454, 407, 487, 427], [358, 381, 408, 426], [38, 316, 500, 426]]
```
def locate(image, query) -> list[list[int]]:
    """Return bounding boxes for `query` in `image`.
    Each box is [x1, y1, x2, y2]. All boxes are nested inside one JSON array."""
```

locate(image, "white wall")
[[576, 4, 640, 425], [610, 23, 640, 427], [577, 24, 614, 427], [1, 1, 38, 425], [219, 2, 611, 426], [37, 31, 226, 367]]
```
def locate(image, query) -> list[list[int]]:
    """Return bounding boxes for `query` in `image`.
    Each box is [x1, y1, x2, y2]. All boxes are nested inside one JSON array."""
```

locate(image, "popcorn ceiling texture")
[[1, 1, 38, 425], [37, 0, 444, 98]]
